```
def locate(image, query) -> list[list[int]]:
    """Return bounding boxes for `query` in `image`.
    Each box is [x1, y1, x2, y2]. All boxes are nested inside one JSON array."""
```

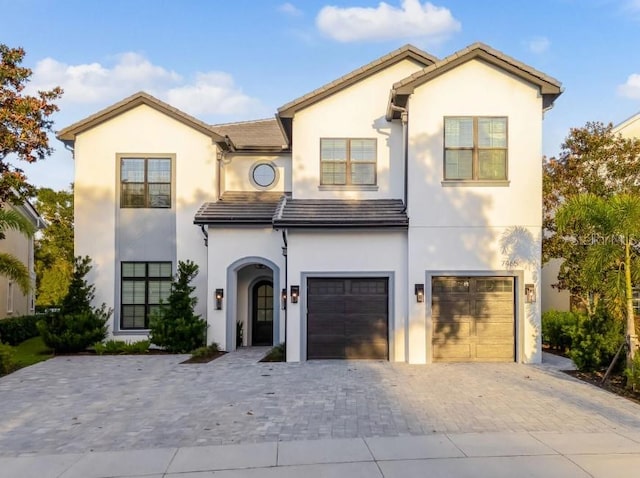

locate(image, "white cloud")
[[279, 2, 303, 16], [526, 36, 550, 54], [618, 73, 640, 99], [27, 52, 262, 118], [316, 0, 460, 43]]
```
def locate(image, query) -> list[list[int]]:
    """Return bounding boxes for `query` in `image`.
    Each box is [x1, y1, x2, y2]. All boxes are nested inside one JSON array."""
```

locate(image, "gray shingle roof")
[[194, 192, 285, 226], [273, 198, 408, 228], [211, 119, 287, 150]]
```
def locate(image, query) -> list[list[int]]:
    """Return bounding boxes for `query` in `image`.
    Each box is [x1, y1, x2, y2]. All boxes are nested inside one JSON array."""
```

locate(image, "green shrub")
[[37, 308, 110, 353], [191, 342, 220, 359], [624, 351, 640, 391], [567, 312, 624, 371], [149, 260, 207, 353], [261, 343, 286, 362], [541, 310, 581, 351], [236, 321, 243, 347], [0, 315, 40, 345], [93, 339, 150, 355], [0, 343, 17, 376]]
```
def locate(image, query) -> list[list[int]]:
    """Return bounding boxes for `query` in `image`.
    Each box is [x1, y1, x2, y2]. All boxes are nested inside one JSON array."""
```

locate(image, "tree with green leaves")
[[34, 186, 73, 306], [0, 44, 63, 201], [543, 122, 640, 316], [149, 260, 207, 353], [556, 193, 640, 365], [0, 206, 35, 293]]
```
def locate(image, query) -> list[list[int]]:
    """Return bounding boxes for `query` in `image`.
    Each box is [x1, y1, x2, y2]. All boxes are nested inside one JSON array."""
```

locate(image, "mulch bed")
[[180, 351, 226, 364], [564, 369, 640, 405]]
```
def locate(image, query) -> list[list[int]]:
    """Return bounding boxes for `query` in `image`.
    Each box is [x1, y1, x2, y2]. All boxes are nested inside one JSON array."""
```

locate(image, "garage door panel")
[[307, 278, 388, 360], [433, 321, 471, 338], [432, 276, 514, 362], [433, 344, 472, 360], [432, 300, 471, 317], [475, 299, 513, 316]]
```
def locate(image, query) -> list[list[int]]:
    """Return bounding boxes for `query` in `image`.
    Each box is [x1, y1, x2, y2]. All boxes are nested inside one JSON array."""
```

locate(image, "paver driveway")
[[0, 348, 639, 457]]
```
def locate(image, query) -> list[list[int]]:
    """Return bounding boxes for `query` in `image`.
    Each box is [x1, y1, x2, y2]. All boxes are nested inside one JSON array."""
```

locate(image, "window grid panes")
[[444, 117, 507, 181], [320, 138, 376, 186], [121, 157, 171, 208], [121, 262, 172, 330]]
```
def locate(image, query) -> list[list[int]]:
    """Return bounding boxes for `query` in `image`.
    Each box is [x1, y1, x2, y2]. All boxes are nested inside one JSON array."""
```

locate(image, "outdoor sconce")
[[281, 288, 287, 310], [415, 283, 425, 303], [290, 285, 299, 304], [215, 288, 224, 310], [525, 284, 536, 303]]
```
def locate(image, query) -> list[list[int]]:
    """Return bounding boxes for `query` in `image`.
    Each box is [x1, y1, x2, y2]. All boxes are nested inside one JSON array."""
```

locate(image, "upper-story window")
[[120, 157, 171, 208], [320, 138, 376, 186], [444, 117, 507, 181]]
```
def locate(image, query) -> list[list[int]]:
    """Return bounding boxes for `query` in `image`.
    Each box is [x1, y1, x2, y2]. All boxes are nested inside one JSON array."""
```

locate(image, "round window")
[[252, 163, 277, 188]]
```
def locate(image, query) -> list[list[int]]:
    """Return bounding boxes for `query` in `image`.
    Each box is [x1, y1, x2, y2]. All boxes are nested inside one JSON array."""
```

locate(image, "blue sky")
[[3, 0, 640, 191]]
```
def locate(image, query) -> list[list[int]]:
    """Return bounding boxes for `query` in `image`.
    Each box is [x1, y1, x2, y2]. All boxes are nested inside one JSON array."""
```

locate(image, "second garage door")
[[307, 278, 388, 360], [432, 276, 515, 362]]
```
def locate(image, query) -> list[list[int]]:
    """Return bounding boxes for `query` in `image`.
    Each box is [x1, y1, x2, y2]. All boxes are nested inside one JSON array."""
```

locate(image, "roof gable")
[[614, 111, 640, 137], [388, 43, 562, 119], [277, 44, 437, 119], [57, 91, 225, 143]]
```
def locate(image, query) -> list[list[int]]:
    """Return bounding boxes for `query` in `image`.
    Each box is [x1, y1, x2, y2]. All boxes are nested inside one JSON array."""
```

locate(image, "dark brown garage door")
[[432, 276, 515, 362], [307, 278, 388, 360]]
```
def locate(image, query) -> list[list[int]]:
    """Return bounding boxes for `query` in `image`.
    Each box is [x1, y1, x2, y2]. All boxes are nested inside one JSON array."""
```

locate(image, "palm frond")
[[0, 208, 36, 237], [0, 252, 31, 294]]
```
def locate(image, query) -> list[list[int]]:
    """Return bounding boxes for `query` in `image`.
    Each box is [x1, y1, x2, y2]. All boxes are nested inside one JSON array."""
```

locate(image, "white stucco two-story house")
[[57, 43, 561, 363]]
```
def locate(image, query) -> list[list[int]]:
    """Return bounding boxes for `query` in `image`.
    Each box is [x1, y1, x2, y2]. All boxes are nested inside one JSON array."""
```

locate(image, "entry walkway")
[[1, 431, 639, 477]]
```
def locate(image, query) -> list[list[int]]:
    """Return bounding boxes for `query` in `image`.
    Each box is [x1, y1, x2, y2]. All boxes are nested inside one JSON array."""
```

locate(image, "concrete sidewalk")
[[2, 431, 640, 478]]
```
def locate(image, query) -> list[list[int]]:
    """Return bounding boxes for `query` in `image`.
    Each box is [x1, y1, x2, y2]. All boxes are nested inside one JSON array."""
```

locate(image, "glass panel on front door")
[[252, 280, 273, 346]]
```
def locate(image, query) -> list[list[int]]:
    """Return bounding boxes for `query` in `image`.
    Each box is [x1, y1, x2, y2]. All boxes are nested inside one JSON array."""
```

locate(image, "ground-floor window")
[[121, 262, 172, 329]]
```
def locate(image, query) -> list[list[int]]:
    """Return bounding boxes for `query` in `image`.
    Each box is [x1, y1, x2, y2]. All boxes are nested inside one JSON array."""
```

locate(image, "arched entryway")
[[225, 256, 281, 351], [251, 279, 274, 345]]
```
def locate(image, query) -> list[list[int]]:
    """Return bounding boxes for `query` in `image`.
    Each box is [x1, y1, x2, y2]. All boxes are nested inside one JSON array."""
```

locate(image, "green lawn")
[[13, 336, 53, 368]]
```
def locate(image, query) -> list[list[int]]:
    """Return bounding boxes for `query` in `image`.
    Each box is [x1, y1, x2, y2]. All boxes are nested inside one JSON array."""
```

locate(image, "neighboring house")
[[541, 111, 640, 313], [0, 200, 43, 319], [57, 43, 562, 363]]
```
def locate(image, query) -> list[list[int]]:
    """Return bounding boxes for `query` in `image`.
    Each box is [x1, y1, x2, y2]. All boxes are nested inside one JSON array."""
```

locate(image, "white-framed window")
[[320, 138, 377, 186], [444, 117, 508, 181], [250, 162, 278, 189], [7, 281, 14, 314]]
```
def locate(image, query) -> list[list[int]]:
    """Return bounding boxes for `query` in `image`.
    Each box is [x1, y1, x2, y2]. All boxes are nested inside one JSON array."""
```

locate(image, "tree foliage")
[[34, 186, 73, 306], [543, 122, 640, 315], [0, 44, 63, 201], [0, 206, 35, 293], [556, 193, 640, 362], [149, 260, 207, 353]]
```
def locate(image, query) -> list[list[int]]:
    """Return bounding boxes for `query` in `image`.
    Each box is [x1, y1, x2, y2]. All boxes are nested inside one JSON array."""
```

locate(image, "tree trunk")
[[625, 239, 637, 365]]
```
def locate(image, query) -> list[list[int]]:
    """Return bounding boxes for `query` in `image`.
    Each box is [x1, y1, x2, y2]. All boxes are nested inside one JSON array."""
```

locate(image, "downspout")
[[200, 224, 208, 247], [389, 103, 409, 212], [281, 229, 288, 346]]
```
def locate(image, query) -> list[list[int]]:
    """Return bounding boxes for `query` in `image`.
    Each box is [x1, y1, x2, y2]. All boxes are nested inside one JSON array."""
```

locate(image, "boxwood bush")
[[541, 310, 581, 352], [0, 315, 40, 345]]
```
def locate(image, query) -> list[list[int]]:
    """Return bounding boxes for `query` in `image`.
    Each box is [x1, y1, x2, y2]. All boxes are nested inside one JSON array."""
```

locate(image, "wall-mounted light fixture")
[[415, 283, 425, 303], [281, 288, 287, 310], [525, 284, 536, 303], [215, 288, 224, 310], [290, 285, 299, 304]]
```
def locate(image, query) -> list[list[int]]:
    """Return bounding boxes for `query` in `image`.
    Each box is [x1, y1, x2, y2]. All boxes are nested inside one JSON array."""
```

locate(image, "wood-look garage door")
[[307, 278, 388, 360], [432, 276, 515, 362]]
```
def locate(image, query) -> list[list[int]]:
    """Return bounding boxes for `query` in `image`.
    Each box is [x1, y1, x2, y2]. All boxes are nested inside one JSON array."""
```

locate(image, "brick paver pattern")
[[0, 348, 639, 456]]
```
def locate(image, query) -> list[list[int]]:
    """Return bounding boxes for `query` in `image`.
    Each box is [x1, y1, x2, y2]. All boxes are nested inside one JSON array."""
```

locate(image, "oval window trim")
[[250, 162, 278, 190]]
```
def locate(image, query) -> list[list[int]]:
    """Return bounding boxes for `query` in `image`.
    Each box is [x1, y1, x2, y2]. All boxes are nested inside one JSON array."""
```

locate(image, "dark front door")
[[252, 280, 273, 346]]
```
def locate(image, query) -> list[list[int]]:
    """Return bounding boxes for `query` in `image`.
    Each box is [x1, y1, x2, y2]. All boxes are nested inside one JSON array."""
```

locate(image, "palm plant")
[[556, 193, 640, 364], [0, 206, 36, 294]]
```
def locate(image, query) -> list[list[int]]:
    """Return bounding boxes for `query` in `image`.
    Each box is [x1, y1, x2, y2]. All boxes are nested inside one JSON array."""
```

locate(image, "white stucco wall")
[[222, 153, 291, 193], [615, 114, 640, 138], [291, 59, 426, 200], [206, 227, 285, 350], [73, 104, 217, 340], [286, 230, 407, 362], [405, 59, 546, 363], [541, 258, 571, 312]]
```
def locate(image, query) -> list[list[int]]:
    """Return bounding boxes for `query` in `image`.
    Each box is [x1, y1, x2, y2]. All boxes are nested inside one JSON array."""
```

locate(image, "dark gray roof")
[[211, 119, 287, 151], [273, 198, 408, 228], [194, 192, 285, 226]]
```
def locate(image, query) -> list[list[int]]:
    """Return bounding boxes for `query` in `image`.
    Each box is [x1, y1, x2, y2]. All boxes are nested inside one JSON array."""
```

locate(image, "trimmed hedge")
[[541, 310, 581, 351], [0, 315, 40, 346], [0, 343, 17, 376]]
